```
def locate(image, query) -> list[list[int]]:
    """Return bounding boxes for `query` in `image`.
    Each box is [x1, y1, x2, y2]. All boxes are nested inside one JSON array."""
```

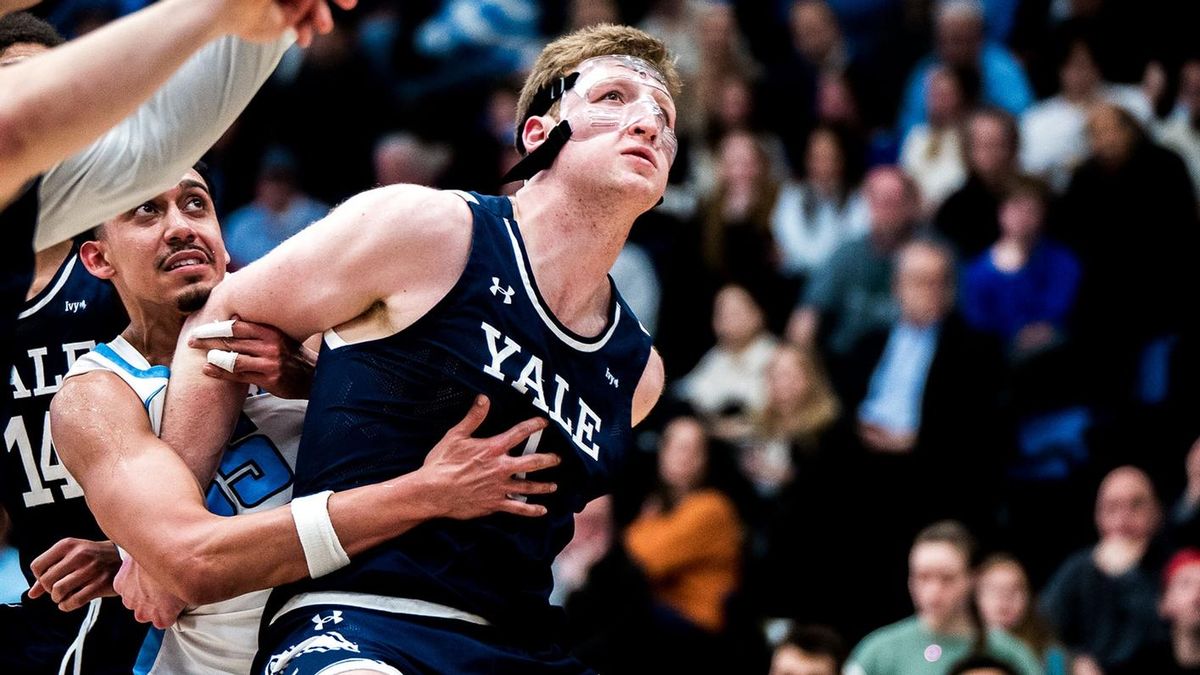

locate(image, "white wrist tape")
[[290, 490, 350, 578], [206, 349, 238, 373]]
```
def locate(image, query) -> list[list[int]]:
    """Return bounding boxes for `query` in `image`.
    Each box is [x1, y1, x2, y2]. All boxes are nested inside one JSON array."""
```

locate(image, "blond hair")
[[757, 344, 841, 445], [515, 24, 682, 154]]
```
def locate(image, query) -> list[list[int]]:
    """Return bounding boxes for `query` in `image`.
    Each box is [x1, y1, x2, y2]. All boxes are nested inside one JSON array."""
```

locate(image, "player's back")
[[0, 240, 138, 674], [65, 336, 306, 675], [269, 191, 653, 635]]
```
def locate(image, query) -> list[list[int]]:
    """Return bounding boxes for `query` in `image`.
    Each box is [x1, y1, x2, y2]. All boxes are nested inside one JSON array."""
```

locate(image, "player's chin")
[[173, 282, 216, 313]]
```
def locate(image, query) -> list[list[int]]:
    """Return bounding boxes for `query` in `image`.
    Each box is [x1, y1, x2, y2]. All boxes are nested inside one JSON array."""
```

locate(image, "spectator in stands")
[[976, 553, 1070, 675], [772, 125, 869, 285], [934, 107, 1020, 259], [1158, 58, 1200, 206], [676, 284, 779, 435], [845, 520, 1042, 675], [609, 240, 661, 337], [901, 64, 977, 216], [1021, 34, 1151, 192], [1170, 437, 1200, 548], [1055, 103, 1198, 406], [753, 343, 841, 453], [1113, 547, 1200, 674], [221, 146, 328, 269], [372, 131, 452, 188], [625, 416, 744, 669], [896, 0, 1034, 136], [786, 166, 918, 357], [1039, 465, 1169, 671], [960, 175, 1080, 357], [769, 624, 847, 675], [697, 130, 790, 322]]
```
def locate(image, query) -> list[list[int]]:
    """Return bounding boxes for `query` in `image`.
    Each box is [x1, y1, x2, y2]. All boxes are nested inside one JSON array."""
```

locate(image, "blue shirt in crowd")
[[858, 321, 940, 435], [897, 43, 1034, 136], [961, 240, 1081, 345]]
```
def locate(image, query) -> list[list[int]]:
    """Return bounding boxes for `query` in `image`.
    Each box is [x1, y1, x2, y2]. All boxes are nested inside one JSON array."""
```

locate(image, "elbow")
[[160, 551, 221, 606]]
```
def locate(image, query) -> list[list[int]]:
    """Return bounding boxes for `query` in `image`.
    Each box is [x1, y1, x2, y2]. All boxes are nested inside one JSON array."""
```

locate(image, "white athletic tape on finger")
[[190, 319, 236, 340], [207, 349, 238, 373]]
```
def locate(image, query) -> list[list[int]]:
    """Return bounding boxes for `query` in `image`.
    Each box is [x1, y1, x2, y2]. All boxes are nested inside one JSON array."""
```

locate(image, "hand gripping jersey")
[[263, 191, 653, 638], [64, 336, 306, 675]]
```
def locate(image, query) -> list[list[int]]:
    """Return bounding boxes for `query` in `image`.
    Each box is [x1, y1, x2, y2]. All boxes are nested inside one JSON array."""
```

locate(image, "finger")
[[508, 452, 561, 475], [450, 395, 490, 437], [190, 337, 275, 356], [206, 349, 238, 373], [497, 500, 549, 518], [310, 0, 334, 34], [50, 567, 92, 604], [295, 23, 314, 48], [27, 580, 46, 599], [30, 539, 72, 577], [58, 579, 115, 613], [504, 479, 558, 496], [189, 319, 236, 341], [487, 417, 548, 454], [152, 608, 181, 630], [331, 0, 357, 9]]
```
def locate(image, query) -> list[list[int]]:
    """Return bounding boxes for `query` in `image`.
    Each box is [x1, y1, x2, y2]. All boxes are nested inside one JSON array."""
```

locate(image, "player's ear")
[[79, 240, 115, 280], [521, 115, 554, 155]]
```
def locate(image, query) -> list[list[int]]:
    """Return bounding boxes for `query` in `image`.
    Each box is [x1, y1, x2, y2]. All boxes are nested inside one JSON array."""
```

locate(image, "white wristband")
[[290, 490, 350, 578]]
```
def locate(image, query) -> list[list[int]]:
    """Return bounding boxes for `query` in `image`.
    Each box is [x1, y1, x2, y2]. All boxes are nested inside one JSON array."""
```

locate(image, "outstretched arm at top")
[[51, 372, 557, 607], [161, 184, 473, 484], [0, 0, 353, 212]]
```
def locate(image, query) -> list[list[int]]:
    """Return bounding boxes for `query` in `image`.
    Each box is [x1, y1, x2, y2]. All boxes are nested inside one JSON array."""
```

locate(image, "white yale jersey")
[[63, 335, 305, 674]]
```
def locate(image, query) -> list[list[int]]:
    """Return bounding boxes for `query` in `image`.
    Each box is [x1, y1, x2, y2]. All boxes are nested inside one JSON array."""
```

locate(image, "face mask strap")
[[501, 120, 575, 184], [514, 72, 581, 155]]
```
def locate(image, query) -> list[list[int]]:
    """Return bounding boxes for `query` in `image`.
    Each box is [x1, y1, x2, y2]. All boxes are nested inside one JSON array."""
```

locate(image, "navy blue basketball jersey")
[[267, 191, 653, 633], [1, 177, 43, 425], [2, 240, 128, 582]]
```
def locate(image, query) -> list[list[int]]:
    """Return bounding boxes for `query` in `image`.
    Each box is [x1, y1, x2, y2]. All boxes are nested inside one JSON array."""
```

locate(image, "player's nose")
[[162, 207, 197, 244]]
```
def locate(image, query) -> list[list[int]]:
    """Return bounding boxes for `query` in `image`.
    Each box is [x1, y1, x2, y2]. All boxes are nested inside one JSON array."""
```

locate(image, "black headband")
[[514, 72, 580, 155]]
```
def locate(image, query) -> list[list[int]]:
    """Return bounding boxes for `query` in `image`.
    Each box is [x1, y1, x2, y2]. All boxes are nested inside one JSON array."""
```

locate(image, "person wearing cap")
[[1112, 548, 1200, 674], [112, 22, 675, 675]]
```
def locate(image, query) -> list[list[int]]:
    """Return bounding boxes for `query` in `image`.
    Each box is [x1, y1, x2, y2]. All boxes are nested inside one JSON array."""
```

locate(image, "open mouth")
[[161, 249, 211, 272]]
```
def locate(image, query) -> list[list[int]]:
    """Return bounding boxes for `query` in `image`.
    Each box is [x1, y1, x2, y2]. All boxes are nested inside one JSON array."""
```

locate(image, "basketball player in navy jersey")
[[45, 168, 562, 673], [159, 24, 676, 674]]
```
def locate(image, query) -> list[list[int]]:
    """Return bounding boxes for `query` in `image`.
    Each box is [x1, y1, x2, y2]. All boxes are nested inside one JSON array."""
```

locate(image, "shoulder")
[[336, 184, 473, 238], [632, 348, 664, 426], [687, 489, 740, 521], [851, 618, 918, 664], [51, 370, 146, 434]]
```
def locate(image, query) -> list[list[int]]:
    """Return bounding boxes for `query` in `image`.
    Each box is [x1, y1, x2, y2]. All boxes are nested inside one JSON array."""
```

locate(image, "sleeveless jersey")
[[4, 242, 128, 586], [265, 191, 653, 634], [64, 336, 306, 675], [1, 177, 44, 425]]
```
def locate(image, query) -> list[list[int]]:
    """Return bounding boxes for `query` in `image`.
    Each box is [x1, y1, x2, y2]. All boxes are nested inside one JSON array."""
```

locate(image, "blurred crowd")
[[18, 0, 1200, 672]]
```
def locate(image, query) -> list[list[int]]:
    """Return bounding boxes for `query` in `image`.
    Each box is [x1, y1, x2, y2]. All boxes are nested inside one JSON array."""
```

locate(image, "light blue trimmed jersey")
[[63, 334, 307, 675]]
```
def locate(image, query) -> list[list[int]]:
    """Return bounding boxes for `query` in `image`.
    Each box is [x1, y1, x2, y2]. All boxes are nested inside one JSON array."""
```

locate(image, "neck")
[[510, 179, 642, 335], [1176, 626, 1200, 665], [119, 304, 187, 367], [26, 240, 74, 301]]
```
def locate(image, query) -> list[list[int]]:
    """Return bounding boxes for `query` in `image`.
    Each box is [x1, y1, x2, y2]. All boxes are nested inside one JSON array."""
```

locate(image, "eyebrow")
[[180, 179, 211, 195]]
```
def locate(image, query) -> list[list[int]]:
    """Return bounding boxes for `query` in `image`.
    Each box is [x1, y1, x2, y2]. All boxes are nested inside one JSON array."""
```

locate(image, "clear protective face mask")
[[557, 55, 679, 168]]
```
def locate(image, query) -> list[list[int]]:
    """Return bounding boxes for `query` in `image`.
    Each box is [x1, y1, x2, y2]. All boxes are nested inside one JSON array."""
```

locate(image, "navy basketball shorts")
[[253, 605, 597, 675]]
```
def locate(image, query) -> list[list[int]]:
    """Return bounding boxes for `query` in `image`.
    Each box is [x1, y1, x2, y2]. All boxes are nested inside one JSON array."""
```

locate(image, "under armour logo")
[[605, 368, 619, 388], [311, 610, 343, 631], [490, 277, 515, 304]]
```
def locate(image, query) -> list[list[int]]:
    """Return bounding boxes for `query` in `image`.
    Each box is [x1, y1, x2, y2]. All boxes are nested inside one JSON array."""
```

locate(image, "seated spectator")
[[1158, 58, 1200, 209], [676, 284, 779, 433], [609, 241, 661, 337], [845, 520, 1042, 675], [934, 108, 1020, 259], [772, 125, 870, 283], [769, 624, 847, 675], [697, 130, 790, 321], [1039, 466, 1170, 671], [625, 417, 744, 637], [752, 343, 841, 453], [1170, 437, 1200, 548], [372, 132, 452, 188], [976, 553, 1070, 675], [901, 64, 977, 215], [961, 175, 1081, 357], [1114, 548, 1200, 674], [786, 166, 918, 358], [221, 147, 329, 270], [896, 0, 1034, 137], [1021, 34, 1151, 192]]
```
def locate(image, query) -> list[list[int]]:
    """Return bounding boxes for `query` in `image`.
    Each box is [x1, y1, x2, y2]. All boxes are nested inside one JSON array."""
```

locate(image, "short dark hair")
[[777, 624, 847, 669], [0, 12, 65, 55], [947, 654, 1021, 675]]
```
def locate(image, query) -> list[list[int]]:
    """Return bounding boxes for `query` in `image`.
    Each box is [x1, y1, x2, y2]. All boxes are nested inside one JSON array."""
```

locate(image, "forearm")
[[34, 23, 293, 251], [0, 0, 229, 200]]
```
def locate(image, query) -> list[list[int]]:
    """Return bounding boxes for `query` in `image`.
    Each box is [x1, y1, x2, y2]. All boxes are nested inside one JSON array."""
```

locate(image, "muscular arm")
[[0, 0, 274, 208], [161, 184, 472, 483], [632, 348, 664, 426], [52, 374, 553, 606], [30, 15, 294, 250]]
